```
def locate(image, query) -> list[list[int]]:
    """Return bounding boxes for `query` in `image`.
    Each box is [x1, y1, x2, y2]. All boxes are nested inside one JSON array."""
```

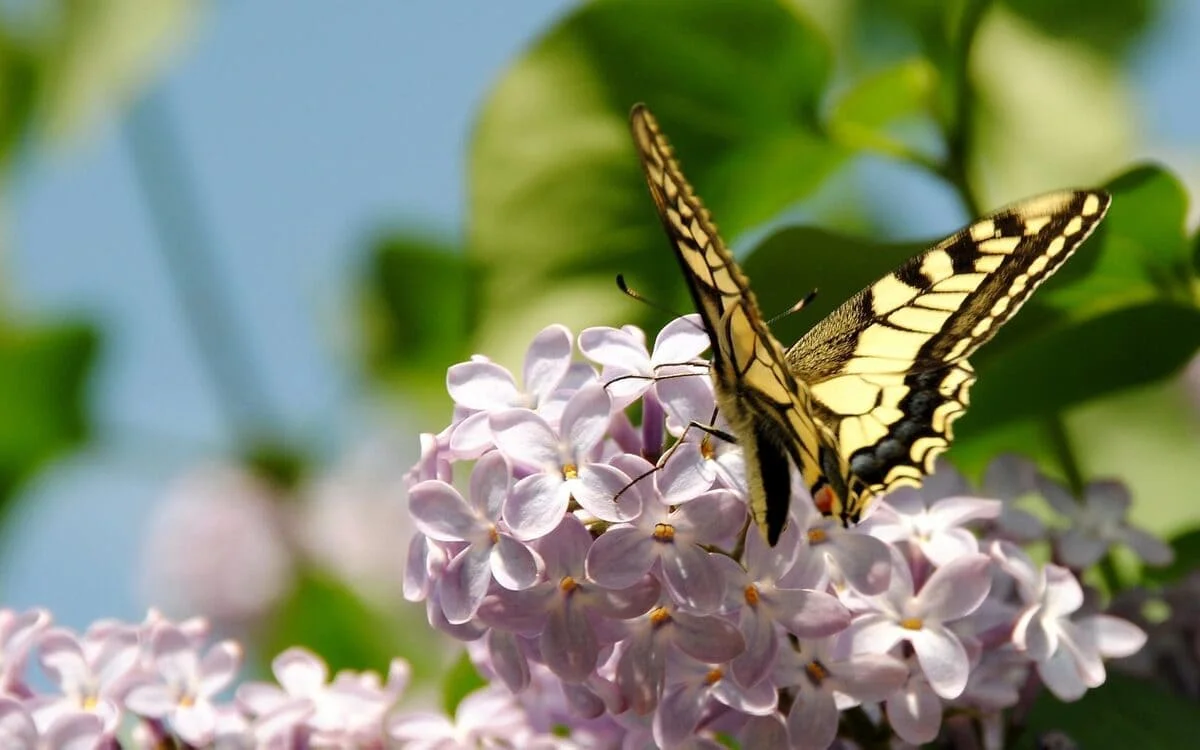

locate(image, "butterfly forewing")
[[786, 191, 1111, 522], [630, 104, 839, 544]]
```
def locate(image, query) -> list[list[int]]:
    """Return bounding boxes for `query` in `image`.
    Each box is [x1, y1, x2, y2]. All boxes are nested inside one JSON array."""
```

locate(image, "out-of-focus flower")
[[237, 647, 406, 747], [0, 608, 51, 695], [1037, 476, 1174, 569], [140, 464, 294, 630], [123, 623, 242, 746], [29, 624, 139, 732], [386, 684, 532, 748], [0, 697, 105, 750], [993, 541, 1147, 701], [299, 433, 417, 603]]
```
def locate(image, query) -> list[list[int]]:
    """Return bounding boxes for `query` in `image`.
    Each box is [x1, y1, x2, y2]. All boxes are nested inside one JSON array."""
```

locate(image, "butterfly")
[[629, 103, 1110, 546]]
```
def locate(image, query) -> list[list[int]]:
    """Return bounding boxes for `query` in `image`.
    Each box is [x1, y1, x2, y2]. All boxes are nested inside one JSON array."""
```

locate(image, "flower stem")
[[121, 91, 280, 446], [1044, 414, 1086, 496]]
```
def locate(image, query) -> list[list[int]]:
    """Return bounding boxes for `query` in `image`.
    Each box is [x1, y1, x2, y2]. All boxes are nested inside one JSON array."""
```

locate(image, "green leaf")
[[0, 320, 96, 506], [826, 58, 939, 159], [441, 650, 486, 715], [741, 225, 920, 349], [468, 0, 845, 366], [960, 303, 1200, 434], [1028, 165, 1196, 317], [0, 29, 40, 166], [1020, 673, 1200, 748], [260, 568, 445, 686], [1000, 0, 1162, 56], [37, 0, 198, 140], [358, 232, 478, 400]]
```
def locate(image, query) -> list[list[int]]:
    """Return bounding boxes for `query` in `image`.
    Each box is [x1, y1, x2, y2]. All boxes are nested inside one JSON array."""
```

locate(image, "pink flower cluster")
[[0, 609, 407, 748], [403, 319, 1158, 748]]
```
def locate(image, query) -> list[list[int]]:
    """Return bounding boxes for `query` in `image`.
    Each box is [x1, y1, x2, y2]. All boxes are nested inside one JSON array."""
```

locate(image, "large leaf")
[[826, 57, 939, 161], [259, 568, 446, 688], [468, 0, 845, 366], [358, 232, 478, 402], [0, 320, 96, 509], [1001, 0, 1161, 56], [37, 0, 198, 140], [1019, 673, 1200, 748]]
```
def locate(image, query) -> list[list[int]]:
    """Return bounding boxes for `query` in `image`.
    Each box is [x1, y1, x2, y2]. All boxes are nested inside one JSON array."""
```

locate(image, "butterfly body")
[[630, 104, 1110, 545]]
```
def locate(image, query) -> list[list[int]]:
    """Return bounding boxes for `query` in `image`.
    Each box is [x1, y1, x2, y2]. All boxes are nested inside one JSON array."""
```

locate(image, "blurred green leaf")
[[1001, 0, 1161, 56], [1020, 673, 1200, 748], [0, 320, 96, 506], [962, 303, 1200, 432], [359, 232, 478, 398], [1142, 528, 1200, 586], [1033, 165, 1195, 313], [827, 57, 938, 159], [261, 568, 444, 685], [0, 29, 40, 166], [38, 0, 198, 140], [742, 225, 920, 348], [469, 0, 845, 366], [968, 165, 1197, 368], [441, 650, 486, 715]]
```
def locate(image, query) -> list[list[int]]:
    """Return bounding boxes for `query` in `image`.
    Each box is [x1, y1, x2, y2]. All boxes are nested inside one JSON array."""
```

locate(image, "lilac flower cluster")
[[403, 319, 1159, 749], [0, 608, 407, 748]]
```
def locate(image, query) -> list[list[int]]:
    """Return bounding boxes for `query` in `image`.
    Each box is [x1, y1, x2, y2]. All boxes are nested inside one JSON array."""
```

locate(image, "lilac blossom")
[[123, 623, 242, 746], [771, 634, 907, 750], [29, 624, 140, 732], [446, 324, 594, 458], [491, 382, 639, 538], [863, 484, 1001, 566], [409, 451, 542, 624], [0, 317, 1157, 750], [586, 454, 744, 613], [479, 516, 659, 684], [723, 524, 851, 687], [237, 647, 407, 746], [0, 697, 104, 750], [653, 655, 776, 748], [391, 318, 1158, 748], [780, 492, 892, 596], [993, 541, 1147, 701], [615, 602, 745, 715], [1037, 476, 1174, 569], [841, 549, 992, 699], [579, 314, 709, 407], [0, 608, 50, 695]]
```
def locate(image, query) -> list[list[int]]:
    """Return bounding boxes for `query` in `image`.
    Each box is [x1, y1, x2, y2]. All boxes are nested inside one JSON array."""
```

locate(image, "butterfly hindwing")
[[630, 102, 1111, 539], [786, 191, 1110, 522], [630, 104, 839, 544]]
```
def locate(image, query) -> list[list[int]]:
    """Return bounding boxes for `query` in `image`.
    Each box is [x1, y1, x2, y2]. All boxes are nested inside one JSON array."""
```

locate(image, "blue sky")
[[3, 2, 1197, 630]]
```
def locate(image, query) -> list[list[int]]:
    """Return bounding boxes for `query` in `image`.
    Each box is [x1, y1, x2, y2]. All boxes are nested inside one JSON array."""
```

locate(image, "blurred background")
[[2, 0, 1199, 688]]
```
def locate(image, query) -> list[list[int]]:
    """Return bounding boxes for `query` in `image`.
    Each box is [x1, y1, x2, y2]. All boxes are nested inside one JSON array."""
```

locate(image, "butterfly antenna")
[[767, 288, 819, 326], [616, 274, 702, 332]]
